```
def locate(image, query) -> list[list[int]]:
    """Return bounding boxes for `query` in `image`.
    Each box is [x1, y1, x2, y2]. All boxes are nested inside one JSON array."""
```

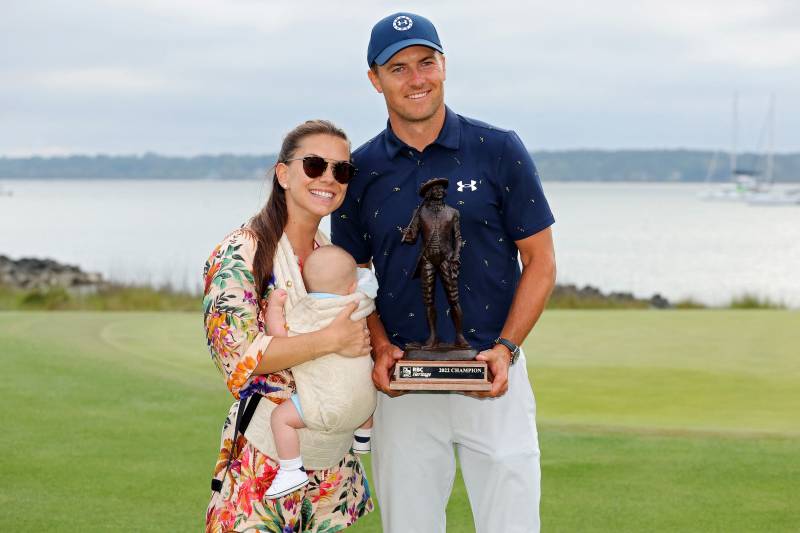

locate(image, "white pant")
[[372, 351, 540, 533]]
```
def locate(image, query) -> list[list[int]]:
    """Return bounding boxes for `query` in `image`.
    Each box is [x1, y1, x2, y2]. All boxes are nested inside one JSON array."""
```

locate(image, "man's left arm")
[[474, 131, 556, 397], [475, 228, 555, 397]]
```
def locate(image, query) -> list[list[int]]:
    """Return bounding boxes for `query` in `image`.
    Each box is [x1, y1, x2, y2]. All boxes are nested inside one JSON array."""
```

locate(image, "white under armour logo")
[[457, 180, 477, 192], [393, 15, 413, 31]]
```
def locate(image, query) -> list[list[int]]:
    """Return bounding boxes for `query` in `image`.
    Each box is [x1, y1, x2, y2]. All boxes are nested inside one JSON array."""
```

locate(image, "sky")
[[2, 0, 799, 156]]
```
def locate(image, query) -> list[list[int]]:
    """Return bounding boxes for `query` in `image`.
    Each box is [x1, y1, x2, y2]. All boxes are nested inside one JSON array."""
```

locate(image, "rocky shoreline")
[[1, 254, 674, 308], [0, 255, 104, 291], [551, 283, 671, 309]]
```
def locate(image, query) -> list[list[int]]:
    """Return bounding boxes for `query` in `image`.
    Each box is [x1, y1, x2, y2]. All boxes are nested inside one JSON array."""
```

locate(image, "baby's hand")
[[267, 288, 288, 309], [263, 289, 289, 337]]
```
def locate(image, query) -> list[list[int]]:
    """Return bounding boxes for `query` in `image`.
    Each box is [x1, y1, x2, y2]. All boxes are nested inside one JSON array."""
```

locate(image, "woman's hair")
[[248, 119, 350, 299]]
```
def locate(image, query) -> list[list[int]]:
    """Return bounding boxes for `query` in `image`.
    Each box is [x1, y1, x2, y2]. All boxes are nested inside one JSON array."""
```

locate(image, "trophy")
[[389, 178, 491, 391]]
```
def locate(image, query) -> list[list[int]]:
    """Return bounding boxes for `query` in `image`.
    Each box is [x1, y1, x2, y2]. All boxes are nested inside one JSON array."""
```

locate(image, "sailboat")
[[699, 93, 769, 202], [745, 95, 800, 206], [698, 168, 765, 202]]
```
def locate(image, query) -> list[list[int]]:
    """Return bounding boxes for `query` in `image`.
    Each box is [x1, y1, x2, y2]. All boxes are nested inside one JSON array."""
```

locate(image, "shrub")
[[729, 294, 785, 310]]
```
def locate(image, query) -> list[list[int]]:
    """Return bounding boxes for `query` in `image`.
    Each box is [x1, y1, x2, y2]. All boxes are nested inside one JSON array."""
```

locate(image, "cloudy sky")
[[2, 0, 799, 156]]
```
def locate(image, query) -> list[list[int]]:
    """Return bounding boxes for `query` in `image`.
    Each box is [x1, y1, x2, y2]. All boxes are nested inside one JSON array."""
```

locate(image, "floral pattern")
[[204, 229, 373, 532]]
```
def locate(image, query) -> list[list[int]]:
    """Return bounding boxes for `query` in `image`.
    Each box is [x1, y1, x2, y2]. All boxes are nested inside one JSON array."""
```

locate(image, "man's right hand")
[[372, 342, 405, 397]]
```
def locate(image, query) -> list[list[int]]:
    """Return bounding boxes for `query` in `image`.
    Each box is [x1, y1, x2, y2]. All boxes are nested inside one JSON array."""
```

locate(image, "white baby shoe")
[[352, 428, 372, 455], [266, 462, 309, 499]]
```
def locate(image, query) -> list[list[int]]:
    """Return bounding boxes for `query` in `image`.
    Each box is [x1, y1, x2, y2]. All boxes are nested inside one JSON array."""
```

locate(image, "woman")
[[203, 120, 373, 532]]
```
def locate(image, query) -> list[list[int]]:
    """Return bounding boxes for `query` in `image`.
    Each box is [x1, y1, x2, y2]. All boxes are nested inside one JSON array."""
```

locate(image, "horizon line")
[[3, 147, 800, 159]]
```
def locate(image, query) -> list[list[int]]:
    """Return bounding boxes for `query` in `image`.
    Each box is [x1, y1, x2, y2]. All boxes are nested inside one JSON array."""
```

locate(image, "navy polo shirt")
[[332, 107, 554, 351]]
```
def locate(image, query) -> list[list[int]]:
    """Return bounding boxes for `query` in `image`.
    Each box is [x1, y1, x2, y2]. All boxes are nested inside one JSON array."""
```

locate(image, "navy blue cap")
[[367, 12, 443, 67]]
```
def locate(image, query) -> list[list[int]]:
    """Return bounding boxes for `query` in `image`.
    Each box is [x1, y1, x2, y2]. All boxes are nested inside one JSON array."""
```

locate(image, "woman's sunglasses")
[[283, 155, 357, 184]]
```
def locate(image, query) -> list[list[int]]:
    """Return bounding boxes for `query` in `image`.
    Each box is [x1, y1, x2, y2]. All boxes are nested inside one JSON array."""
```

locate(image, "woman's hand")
[[325, 302, 371, 357]]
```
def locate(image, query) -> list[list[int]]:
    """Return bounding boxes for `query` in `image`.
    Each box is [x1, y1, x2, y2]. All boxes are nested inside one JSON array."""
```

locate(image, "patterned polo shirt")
[[332, 106, 555, 351]]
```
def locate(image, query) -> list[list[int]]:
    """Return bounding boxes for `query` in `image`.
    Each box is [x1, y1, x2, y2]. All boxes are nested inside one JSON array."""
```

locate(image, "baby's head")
[[302, 245, 358, 296]]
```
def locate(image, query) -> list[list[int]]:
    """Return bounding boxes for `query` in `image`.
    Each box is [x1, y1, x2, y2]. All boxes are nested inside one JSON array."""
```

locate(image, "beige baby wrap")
[[244, 231, 377, 470]]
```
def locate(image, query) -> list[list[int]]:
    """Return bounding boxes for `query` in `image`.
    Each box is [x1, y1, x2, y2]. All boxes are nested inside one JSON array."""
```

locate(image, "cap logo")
[[393, 15, 413, 31]]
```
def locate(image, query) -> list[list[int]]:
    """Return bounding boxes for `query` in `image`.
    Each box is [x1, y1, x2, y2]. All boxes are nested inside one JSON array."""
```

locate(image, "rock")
[[649, 293, 671, 309], [0, 255, 105, 291]]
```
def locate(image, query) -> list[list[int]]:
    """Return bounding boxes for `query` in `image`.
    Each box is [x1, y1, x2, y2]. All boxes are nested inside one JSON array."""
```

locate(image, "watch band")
[[494, 337, 520, 365]]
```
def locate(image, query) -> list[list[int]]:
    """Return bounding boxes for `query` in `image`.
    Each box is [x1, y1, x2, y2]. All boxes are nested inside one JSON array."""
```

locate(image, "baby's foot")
[[266, 466, 309, 499], [352, 428, 372, 455]]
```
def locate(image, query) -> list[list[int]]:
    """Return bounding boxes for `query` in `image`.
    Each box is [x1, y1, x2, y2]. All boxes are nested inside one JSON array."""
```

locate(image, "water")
[[1, 179, 799, 307]]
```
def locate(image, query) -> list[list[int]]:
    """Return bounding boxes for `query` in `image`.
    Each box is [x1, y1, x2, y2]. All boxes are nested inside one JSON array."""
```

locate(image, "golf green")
[[1, 311, 797, 531]]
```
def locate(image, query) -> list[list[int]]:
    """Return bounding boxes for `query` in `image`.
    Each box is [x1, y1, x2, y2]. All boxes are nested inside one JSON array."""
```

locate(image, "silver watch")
[[494, 337, 520, 365]]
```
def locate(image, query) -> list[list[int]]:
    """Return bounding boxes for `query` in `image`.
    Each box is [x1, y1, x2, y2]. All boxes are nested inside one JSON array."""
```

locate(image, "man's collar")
[[383, 106, 460, 159], [436, 106, 460, 150]]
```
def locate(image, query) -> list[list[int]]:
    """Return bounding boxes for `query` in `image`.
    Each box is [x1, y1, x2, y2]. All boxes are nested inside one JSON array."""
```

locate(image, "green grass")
[[3, 283, 786, 311], [1, 310, 798, 532], [0, 284, 200, 311]]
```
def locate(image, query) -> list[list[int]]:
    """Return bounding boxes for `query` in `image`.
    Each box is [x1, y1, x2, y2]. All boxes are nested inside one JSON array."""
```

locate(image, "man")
[[401, 177, 468, 349], [331, 11, 556, 533]]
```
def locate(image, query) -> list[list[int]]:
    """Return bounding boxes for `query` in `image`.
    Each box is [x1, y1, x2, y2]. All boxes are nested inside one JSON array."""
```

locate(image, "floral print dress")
[[203, 228, 373, 533]]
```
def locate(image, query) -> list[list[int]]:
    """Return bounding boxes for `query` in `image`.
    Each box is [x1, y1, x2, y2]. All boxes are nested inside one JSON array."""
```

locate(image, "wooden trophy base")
[[389, 345, 491, 391]]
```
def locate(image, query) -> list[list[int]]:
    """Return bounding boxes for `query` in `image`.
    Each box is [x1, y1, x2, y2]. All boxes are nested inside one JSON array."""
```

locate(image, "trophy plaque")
[[389, 177, 491, 392]]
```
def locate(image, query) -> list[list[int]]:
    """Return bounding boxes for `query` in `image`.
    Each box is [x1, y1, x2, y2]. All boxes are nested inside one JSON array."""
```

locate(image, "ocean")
[[1, 179, 799, 307]]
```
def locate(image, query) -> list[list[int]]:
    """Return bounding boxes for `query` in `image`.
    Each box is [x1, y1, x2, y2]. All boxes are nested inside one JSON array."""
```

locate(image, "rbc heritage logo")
[[393, 15, 413, 31]]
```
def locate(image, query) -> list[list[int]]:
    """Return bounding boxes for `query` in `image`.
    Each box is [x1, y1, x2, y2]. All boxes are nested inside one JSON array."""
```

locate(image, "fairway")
[[1, 310, 798, 532]]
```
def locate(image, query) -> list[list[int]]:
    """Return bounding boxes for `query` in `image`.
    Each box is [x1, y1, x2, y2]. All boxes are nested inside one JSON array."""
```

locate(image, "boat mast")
[[765, 94, 775, 184], [730, 92, 738, 175]]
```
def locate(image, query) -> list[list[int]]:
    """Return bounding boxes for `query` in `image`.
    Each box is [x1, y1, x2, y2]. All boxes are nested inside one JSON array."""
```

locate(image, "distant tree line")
[[533, 150, 800, 182], [1, 150, 798, 182], [0, 153, 276, 180]]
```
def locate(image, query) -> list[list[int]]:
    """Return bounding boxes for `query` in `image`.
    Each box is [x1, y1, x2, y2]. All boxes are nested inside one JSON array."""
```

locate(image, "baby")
[[264, 245, 375, 499]]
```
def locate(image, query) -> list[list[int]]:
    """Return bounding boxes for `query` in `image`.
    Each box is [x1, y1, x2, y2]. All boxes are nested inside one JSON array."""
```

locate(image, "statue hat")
[[419, 177, 449, 197]]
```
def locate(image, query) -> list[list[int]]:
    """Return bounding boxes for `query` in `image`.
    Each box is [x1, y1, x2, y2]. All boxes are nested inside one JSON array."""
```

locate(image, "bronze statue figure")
[[402, 177, 470, 349]]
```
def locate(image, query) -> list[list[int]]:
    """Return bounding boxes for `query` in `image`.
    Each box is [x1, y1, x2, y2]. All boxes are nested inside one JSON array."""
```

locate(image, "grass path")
[[1, 311, 798, 531]]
